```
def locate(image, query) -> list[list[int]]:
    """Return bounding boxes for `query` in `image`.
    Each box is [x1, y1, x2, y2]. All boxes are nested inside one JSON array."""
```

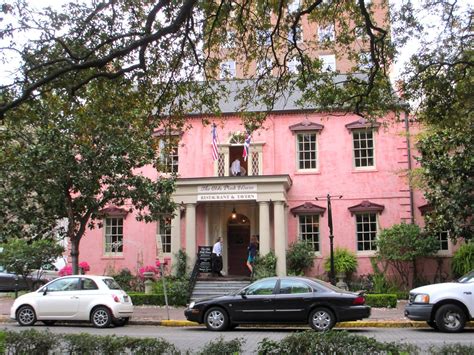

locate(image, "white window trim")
[[296, 214, 322, 255], [220, 60, 236, 79], [318, 24, 335, 42], [435, 231, 452, 256], [355, 212, 379, 255], [103, 217, 124, 257], [352, 128, 376, 170], [319, 54, 336, 72], [213, 143, 264, 177], [296, 131, 319, 172]]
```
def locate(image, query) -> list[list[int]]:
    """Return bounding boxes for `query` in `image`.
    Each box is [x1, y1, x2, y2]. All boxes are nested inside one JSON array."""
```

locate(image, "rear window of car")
[[102, 278, 122, 290]]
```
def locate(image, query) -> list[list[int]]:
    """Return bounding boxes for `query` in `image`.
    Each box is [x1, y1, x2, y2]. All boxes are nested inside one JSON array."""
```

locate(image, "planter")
[[335, 272, 348, 290]]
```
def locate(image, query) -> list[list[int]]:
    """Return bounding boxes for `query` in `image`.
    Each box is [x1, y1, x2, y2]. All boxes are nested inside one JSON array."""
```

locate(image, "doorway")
[[229, 146, 247, 176], [227, 214, 250, 276]]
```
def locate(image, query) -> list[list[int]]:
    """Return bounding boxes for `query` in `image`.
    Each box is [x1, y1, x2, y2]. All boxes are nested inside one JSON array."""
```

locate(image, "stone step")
[[191, 280, 251, 301]]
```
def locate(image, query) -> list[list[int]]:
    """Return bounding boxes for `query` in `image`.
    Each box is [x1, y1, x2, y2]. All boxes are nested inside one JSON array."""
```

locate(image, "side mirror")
[[239, 290, 247, 299], [42, 287, 48, 295]]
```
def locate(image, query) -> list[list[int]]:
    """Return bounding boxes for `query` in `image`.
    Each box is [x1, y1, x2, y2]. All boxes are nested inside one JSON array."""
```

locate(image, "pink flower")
[[79, 261, 90, 272], [58, 265, 72, 276], [138, 265, 159, 279]]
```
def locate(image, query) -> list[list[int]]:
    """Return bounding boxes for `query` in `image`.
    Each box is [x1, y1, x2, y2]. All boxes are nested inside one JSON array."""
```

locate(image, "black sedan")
[[185, 276, 370, 331]]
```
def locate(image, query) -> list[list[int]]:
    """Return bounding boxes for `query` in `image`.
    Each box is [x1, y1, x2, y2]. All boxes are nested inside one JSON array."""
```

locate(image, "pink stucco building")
[[78, 96, 452, 279]]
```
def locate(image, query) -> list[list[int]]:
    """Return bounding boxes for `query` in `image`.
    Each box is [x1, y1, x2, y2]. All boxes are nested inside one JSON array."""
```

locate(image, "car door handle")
[[70, 296, 79, 299], [263, 299, 272, 303], [464, 292, 472, 295]]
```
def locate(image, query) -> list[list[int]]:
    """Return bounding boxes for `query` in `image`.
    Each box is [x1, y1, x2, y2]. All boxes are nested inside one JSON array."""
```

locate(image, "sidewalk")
[[1, 295, 471, 328]]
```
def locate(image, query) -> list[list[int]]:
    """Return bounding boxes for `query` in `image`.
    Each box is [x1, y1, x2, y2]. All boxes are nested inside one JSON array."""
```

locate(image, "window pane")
[[356, 213, 377, 251]]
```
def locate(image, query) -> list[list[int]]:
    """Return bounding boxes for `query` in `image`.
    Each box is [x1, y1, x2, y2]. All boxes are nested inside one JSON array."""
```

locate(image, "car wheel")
[[204, 307, 229, 331], [427, 320, 438, 330], [309, 307, 336, 331], [16, 305, 37, 326], [113, 317, 129, 326], [435, 304, 466, 333], [91, 306, 112, 328]]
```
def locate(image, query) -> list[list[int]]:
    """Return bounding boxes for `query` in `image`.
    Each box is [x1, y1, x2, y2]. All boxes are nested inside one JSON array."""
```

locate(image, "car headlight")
[[188, 301, 195, 309], [413, 294, 430, 303]]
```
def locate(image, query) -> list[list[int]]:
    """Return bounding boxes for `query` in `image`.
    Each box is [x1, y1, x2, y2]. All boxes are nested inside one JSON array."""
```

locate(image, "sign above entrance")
[[197, 184, 258, 201]]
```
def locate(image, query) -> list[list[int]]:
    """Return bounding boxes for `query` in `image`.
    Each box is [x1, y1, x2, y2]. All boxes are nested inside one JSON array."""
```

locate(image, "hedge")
[[365, 294, 398, 308]]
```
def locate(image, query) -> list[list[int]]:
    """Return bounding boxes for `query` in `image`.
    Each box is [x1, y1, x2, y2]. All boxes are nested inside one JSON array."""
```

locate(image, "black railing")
[[187, 255, 200, 302]]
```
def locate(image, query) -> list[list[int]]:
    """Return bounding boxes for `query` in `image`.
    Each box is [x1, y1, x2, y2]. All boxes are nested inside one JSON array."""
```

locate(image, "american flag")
[[242, 131, 251, 161], [211, 124, 219, 161]]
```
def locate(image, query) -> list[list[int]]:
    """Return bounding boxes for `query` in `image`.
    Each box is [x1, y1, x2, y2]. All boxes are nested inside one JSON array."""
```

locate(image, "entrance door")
[[227, 214, 250, 276]]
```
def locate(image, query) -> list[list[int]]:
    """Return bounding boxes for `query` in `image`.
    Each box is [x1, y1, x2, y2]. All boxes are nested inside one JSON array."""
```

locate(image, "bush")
[[286, 241, 315, 275], [253, 251, 277, 279], [365, 294, 398, 308], [257, 330, 418, 354], [197, 336, 245, 355], [112, 268, 137, 291], [174, 250, 188, 278], [129, 277, 189, 306], [428, 343, 474, 355], [324, 247, 358, 275], [451, 241, 474, 277], [5, 329, 58, 355]]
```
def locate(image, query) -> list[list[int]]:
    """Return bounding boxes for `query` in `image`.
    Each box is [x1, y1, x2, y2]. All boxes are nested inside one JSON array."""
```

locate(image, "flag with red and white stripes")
[[242, 131, 251, 161], [211, 124, 219, 161]]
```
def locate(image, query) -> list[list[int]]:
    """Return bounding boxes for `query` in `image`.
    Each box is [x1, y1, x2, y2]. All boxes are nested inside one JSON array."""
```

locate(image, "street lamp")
[[316, 194, 342, 285]]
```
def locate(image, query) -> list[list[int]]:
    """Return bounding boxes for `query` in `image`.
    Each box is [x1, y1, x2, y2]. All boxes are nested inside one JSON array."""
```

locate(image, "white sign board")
[[197, 184, 257, 201]]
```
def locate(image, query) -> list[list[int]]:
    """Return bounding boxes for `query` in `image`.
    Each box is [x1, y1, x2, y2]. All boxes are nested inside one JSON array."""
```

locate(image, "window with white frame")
[[287, 57, 300, 74], [353, 129, 375, 168], [220, 60, 236, 79], [297, 132, 317, 170], [437, 231, 449, 252], [298, 215, 320, 252], [257, 29, 271, 46], [358, 52, 372, 71], [105, 217, 123, 255], [256, 58, 272, 76], [159, 138, 179, 173], [319, 54, 336, 72], [223, 31, 236, 48], [287, 0, 300, 13], [318, 25, 335, 42], [159, 218, 171, 254], [288, 25, 302, 44], [356, 213, 377, 251]]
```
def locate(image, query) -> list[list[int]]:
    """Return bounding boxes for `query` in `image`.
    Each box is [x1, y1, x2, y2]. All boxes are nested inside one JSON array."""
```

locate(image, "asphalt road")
[[1, 324, 473, 354]]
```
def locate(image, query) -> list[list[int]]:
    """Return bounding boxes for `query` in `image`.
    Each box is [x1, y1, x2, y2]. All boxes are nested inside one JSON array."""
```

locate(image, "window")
[[356, 213, 377, 251], [287, 0, 300, 13], [297, 132, 317, 170], [223, 31, 236, 48], [279, 279, 313, 294], [319, 55, 336, 72], [244, 279, 277, 295], [437, 231, 449, 251], [81, 278, 98, 290], [159, 138, 179, 173], [105, 217, 123, 255], [46, 277, 80, 292], [318, 25, 335, 42], [287, 57, 300, 74], [298, 215, 320, 252], [159, 218, 171, 253], [358, 52, 372, 71], [220, 60, 236, 79], [256, 58, 272, 76], [288, 25, 302, 44], [257, 29, 271, 46], [353, 129, 375, 168]]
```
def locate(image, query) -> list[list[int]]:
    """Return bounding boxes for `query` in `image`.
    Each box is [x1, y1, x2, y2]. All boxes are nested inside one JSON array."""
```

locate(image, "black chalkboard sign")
[[198, 246, 212, 273]]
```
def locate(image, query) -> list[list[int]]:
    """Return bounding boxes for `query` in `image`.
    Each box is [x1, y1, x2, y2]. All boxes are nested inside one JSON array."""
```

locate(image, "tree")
[[0, 77, 177, 273], [1, 0, 395, 120], [286, 241, 314, 275], [0, 238, 64, 289], [376, 223, 439, 288]]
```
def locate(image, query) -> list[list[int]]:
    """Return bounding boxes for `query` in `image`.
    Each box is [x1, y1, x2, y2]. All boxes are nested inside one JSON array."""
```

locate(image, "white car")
[[10, 275, 133, 328], [404, 271, 474, 332]]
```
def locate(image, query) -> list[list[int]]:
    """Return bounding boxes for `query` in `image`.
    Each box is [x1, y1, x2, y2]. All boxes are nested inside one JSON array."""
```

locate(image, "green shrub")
[[365, 294, 398, 308], [0, 331, 5, 355], [197, 336, 245, 355], [286, 241, 315, 275], [253, 251, 277, 279], [112, 268, 136, 291], [324, 247, 358, 275], [129, 292, 165, 305], [129, 277, 189, 306], [174, 249, 188, 278], [429, 343, 474, 355], [257, 330, 418, 354], [451, 241, 474, 277], [5, 329, 58, 355]]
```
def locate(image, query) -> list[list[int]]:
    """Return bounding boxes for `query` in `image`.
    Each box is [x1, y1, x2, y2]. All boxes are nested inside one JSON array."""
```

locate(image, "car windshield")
[[102, 278, 122, 290], [458, 271, 474, 283]]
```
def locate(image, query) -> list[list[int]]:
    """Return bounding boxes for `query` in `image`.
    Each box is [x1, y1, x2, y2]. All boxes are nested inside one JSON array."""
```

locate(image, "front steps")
[[190, 277, 251, 301]]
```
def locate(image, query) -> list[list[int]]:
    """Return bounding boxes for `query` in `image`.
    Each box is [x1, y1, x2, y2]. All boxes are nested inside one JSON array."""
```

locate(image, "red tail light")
[[112, 295, 120, 303], [353, 296, 365, 305]]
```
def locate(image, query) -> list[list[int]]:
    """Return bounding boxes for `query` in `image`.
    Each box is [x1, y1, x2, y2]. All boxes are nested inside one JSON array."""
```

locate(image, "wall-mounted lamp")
[[231, 207, 237, 219]]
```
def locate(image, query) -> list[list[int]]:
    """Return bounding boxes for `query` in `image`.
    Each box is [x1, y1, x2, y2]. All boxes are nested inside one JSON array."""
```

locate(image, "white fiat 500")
[[10, 275, 133, 328]]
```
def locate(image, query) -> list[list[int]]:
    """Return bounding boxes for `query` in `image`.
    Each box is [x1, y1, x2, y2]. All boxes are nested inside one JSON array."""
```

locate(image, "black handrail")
[[187, 255, 200, 302]]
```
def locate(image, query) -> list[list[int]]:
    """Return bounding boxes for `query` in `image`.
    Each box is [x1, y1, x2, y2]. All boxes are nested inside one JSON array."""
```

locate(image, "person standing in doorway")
[[230, 158, 241, 176], [211, 237, 223, 277], [246, 235, 258, 277]]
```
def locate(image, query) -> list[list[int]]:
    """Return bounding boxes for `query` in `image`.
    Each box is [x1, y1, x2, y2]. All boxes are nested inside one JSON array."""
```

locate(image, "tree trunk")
[[70, 238, 80, 275]]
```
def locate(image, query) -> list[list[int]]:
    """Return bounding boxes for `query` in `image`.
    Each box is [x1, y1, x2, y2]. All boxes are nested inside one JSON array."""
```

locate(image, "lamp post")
[[316, 194, 342, 285]]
